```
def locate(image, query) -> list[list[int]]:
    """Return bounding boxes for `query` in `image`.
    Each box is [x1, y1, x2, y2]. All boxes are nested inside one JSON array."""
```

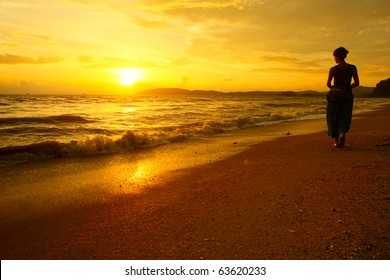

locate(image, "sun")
[[116, 68, 143, 86]]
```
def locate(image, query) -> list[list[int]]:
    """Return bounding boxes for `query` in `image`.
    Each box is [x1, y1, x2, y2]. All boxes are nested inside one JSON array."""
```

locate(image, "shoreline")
[[0, 105, 389, 259]]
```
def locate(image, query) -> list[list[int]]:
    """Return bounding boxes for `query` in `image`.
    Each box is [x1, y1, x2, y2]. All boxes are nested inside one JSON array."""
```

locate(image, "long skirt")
[[326, 96, 354, 138]]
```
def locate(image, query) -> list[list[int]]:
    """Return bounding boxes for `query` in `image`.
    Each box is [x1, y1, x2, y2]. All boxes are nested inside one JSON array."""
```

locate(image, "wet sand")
[[0, 105, 389, 259]]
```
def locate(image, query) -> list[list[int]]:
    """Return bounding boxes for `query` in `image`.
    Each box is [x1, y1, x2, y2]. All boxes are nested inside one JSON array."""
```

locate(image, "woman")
[[326, 47, 360, 148]]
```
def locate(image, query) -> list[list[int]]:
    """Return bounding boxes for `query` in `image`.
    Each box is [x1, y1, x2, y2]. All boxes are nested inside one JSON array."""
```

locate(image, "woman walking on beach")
[[326, 47, 360, 148]]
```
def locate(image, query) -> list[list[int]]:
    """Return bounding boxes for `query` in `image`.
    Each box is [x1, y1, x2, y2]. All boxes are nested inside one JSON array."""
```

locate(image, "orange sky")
[[1, 0, 389, 94]]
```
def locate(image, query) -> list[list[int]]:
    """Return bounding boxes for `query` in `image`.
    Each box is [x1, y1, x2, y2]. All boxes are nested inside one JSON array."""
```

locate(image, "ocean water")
[[0, 92, 386, 165]]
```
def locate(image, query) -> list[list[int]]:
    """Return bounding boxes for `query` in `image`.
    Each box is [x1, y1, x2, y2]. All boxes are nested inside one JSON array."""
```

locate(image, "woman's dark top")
[[331, 64, 357, 98]]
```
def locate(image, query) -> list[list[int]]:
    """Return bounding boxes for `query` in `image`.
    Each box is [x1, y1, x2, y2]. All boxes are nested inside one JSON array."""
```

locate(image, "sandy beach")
[[0, 105, 389, 260]]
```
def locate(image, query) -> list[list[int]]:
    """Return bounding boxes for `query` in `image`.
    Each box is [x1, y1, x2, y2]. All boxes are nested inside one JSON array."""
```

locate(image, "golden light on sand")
[[116, 68, 143, 86]]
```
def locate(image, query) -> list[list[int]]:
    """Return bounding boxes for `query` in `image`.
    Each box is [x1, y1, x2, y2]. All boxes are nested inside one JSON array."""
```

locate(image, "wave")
[[0, 114, 94, 126], [0, 132, 165, 166], [0, 110, 326, 166], [0, 127, 117, 136], [264, 102, 318, 107]]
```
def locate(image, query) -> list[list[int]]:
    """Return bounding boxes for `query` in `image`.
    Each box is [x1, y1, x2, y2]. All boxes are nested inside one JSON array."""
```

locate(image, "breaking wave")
[[0, 111, 318, 166], [0, 114, 94, 126]]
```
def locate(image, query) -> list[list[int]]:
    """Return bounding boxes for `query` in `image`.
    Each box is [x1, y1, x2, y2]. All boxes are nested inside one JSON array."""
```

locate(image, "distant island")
[[137, 77, 390, 98], [137, 86, 380, 98], [137, 87, 324, 97]]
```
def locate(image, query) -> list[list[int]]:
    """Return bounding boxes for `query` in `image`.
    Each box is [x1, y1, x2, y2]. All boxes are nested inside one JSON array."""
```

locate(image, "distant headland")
[[372, 78, 390, 97]]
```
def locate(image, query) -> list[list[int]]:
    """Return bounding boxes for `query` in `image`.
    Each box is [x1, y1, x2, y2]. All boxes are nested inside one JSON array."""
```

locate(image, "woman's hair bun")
[[333, 47, 349, 59]]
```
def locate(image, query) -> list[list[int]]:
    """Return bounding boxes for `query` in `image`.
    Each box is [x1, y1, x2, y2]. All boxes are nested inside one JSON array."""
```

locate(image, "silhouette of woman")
[[326, 47, 360, 148]]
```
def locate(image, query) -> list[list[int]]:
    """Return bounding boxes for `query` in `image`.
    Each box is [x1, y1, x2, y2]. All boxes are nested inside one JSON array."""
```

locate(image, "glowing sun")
[[116, 68, 143, 86]]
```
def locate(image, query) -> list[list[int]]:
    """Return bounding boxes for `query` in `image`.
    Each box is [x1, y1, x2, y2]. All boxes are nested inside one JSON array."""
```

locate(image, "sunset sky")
[[1, 0, 389, 94]]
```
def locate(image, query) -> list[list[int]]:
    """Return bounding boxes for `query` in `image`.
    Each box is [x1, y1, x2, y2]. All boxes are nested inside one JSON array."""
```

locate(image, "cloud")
[[361, 64, 390, 77], [252, 55, 329, 75], [77, 55, 166, 68], [0, 53, 63, 65], [61, 0, 390, 64], [252, 67, 324, 75], [19, 80, 31, 87], [177, 75, 190, 88], [64, 0, 100, 5], [78, 56, 95, 63], [260, 55, 328, 68], [126, 0, 390, 53], [261, 55, 300, 63]]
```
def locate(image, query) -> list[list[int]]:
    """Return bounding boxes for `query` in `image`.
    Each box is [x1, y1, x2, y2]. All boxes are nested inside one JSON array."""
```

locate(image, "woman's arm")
[[326, 67, 334, 88], [351, 67, 360, 88]]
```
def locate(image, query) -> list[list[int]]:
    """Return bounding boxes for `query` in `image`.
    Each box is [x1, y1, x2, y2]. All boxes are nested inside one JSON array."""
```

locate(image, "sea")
[[0, 91, 387, 166]]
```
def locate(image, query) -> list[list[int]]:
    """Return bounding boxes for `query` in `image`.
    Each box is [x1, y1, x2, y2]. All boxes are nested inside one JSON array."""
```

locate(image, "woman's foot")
[[336, 132, 346, 148], [333, 137, 339, 147], [337, 136, 345, 148]]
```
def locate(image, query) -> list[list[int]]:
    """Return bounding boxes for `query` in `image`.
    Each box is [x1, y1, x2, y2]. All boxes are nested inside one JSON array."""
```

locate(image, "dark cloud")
[[0, 53, 63, 65], [260, 55, 328, 67]]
